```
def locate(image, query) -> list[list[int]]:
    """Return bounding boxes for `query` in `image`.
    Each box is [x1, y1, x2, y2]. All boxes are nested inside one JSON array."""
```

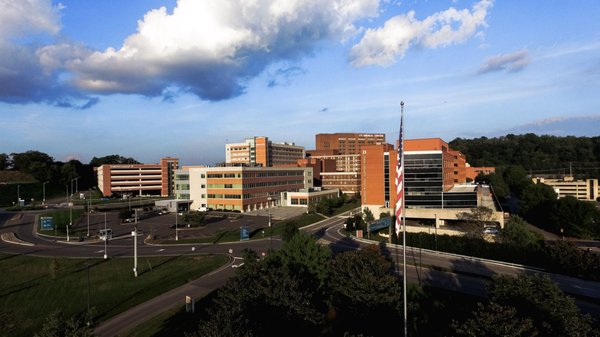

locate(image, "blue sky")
[[1, 0, 599, 166]]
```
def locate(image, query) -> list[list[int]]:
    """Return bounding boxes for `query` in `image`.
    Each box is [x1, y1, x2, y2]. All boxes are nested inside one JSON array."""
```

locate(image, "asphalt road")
[[1, 208, 599, 336]]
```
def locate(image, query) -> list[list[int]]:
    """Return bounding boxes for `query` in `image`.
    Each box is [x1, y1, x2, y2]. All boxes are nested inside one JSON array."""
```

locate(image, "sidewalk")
[[93, 256, 235, 337]]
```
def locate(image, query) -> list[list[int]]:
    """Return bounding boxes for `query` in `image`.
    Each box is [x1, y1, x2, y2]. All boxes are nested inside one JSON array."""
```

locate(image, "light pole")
[[86, 188, 91, 237], [267, 197, 272, 250], [17, 184, 20, 205], [133, 209, 138, 277], [175, 207, 179, 241], [67, 185, 72, 242], [434, 213, 438, 251], [103, 212, 108, 259], [42, 181, 48, 204]]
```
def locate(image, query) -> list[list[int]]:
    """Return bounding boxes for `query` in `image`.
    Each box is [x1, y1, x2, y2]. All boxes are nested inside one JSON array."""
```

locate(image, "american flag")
[[395, 102, 404, 236]]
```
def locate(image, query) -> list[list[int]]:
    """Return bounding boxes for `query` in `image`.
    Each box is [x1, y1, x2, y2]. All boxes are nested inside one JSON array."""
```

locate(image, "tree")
[[281, 220, 299, 242], [194, 236, 332, 337], [277, 233, 331, 290], [502, 165, 531, 197], [88, 155, 139, 167], [483, 274, 597, 337], [454, 302, 538, 337], [330, 245, 402, 335], [316, 198, 334, 216], [542, 240, 600, 281], [0, 153, 8, 170], [10, 151, 55, 182], [481, 171, 510, 201], [60, 160, 82, 187], [345, 213, 364, 232], [457, 206, 495, 237], [450, 134, 600, 180], [362, 208, 375, 222], [499, 216, 542, 248], [34, 309, 94, 337], [548, 196, 600, 238], [518, 182, 557, 218]]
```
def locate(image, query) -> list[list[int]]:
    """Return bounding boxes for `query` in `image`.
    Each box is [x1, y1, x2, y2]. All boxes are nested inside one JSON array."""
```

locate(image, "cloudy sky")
[[1, 0, 599, 166]]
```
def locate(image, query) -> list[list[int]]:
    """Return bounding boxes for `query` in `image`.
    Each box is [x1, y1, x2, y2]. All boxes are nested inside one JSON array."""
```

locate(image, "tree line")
[[449, 133, 600, 179], [473, 165, 600, 239], [0, 151, 139, 206]]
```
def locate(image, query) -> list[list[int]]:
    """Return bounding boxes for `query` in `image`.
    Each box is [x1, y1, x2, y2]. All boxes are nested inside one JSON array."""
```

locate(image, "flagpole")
[[395, 101, 407, 337], [401, 101, 407, 337]]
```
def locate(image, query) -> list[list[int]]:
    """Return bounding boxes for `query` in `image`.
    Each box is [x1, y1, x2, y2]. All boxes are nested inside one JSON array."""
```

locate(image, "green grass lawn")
[[36, 209, 85, 237], [157, 213, 327, 245], [0, 253, 229, 337]]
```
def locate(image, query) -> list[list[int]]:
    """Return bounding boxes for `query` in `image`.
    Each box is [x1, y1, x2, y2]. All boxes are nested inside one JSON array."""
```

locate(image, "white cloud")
[[478, 49, 530, 74], [0, 0, 61, 40], [0, 0, 98, 108], [349, 0, 493, 67], [67, 0, 380, 100]]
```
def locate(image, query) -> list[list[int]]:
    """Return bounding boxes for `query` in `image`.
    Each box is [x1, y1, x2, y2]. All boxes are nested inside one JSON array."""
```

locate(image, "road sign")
[[240, 225, 249, 241], [368, 217, 391, 232], [40, 217, 54, 230]]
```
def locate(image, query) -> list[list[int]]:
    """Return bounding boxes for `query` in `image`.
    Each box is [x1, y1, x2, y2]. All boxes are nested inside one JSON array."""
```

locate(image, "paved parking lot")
[[72, 206, 307, 241]]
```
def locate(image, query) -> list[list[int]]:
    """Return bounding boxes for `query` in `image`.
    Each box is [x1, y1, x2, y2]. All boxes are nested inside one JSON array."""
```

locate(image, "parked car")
[[483, 227, 499, 235]]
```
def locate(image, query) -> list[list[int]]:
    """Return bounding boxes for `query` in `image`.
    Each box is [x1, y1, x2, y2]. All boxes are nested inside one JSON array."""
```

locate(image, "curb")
[[0, 232, 35, 246]]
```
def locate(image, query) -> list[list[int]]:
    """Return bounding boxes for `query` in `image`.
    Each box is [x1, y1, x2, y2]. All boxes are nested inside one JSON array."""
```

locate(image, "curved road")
[[1, 209, 599, 336]]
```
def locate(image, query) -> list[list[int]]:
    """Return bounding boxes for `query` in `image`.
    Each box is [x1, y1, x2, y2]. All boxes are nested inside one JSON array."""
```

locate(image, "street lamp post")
[[133, 209, 138, 277], [87, 188, 91, 237], [434, 213, 438, 251], [175, 208, 179, 241], [42, 181, 48, 204], [267, 197, 272, 250], [67, 185, 72, 242], [103, 213, 108, 259]]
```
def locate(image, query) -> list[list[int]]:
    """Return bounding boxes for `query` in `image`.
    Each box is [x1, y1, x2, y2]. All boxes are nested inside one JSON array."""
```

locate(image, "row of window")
[[208, 204, 242, 211], [207, 173, 241, 178], [207, 194, 242, 199], [207, 183, 242, 189], [205, 190, 298, 200], [290, 198, 308, 205], [175, 184, 190, 190], [203, 171, 305, 179]]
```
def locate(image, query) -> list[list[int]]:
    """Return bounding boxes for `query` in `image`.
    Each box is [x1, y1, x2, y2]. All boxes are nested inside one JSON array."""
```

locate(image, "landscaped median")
[[0, 253, 229, 337]]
